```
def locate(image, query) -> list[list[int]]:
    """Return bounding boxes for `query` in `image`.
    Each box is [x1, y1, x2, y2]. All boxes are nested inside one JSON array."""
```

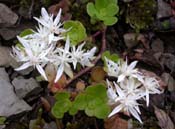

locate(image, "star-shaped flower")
[[107, 81, 143, 123], [53, 36, 73, 83], [141, 77, 163, 106], [34, 7, 66, 35], [13, 36, 54, 80]]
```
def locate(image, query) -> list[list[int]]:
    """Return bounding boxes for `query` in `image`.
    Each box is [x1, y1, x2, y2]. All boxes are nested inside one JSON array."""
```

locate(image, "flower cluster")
[[12, 7, 96, 83], [105, 58, 163, 123]]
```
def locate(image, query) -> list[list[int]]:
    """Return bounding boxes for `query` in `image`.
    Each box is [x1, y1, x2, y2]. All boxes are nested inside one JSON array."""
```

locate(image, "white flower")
[[34, 7, 66, 35], [35, 24, 64, 44], [70, 42, 96, 68], [141, 77, 163, 106], [53, 36, 74, 83], [108, 81, 143, 123], [106, 79, 118, 105], [105, 57, 120, 77], [70, 42, 86, 69], [13, 36, 53, 80], [79, 47, 96, 67], [118, 59, 139, 82]]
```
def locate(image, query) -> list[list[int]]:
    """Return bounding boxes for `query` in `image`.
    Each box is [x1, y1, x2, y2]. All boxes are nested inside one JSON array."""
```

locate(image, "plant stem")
[[66, 28, 107, 86]]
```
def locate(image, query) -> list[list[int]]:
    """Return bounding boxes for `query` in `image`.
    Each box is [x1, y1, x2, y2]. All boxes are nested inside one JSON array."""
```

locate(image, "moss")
[[126, 0, 156, 32]]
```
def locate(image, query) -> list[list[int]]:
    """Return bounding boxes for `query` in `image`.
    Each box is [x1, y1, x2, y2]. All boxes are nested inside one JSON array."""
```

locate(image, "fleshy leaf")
[[64, 20, 87, 45], [54, 91, 70, 101], [19, 29, 34, 37]]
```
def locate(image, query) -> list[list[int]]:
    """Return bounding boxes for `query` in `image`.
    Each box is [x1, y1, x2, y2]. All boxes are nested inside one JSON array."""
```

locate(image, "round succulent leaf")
[[52, 103, 64, 118], [54, 92, 70, 101], [94, 104, 111, 119], [73, 93, 87, 110], [64, 20, 87, 45], [87, 3, 97, 18], [103, 17, 118, 26], [95, 0, 108, 11], [105, 4, 119, 16], [85, 107, 94, 117], [87, 97, 104, 109], [69, 105, 78, 115], [85, 84, 107, 99]]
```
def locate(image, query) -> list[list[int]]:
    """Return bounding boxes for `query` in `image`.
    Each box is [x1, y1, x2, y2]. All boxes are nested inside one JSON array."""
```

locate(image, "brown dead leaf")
[[76, 81, 85, 92], [48, 0, 71, 21], [139, 69, 167, 89], [154, 106, 175, 129], [104, 115, 128, 129], [91, 66, 106, 82], [50, 74, 67, 93], [40, 97, 51, 112]]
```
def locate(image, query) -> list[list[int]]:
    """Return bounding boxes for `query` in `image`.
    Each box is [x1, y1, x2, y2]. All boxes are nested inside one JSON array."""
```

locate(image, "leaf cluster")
[[86, 0, 119, 26], [52, 84, 110, 119]]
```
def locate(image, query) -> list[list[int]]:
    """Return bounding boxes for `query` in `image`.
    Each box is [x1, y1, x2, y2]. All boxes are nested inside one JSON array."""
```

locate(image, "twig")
[[55, 119, 62, 129], [66, 28, 107, 86], [92, 30, 101, 39], [94, 118, 99, 129]]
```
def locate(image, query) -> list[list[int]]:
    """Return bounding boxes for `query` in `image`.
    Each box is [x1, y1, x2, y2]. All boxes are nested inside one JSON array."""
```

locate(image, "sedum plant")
[[87, 0, 119, 26], [52, 84, 110, 119], [104, 56, 164, 123], [11, 7, 96, 83]]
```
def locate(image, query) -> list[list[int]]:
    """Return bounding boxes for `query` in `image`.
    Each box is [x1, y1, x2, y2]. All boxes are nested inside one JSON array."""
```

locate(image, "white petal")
[[36, 64, 48, 81], [54, 9, 62, 25], [129, 107, 143, 124], [54, 63, 64, 83], [145, 90, 150, 107], [114, 82, 125, 97], [15, 62, 31, 71], [128, 61, 138, 70], [65, 36, 70, 52], [108, 104, 123, 117], [49, 33, 54, 44], [41, 7, 49, 21], [64, 64, 73, 78], [117, 74, 125, 82]]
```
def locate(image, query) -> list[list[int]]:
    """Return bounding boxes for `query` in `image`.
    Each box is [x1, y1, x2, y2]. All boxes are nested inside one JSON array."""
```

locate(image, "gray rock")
[[0, 68, 31, 117], [123, 33, 145, 49], [151, 38, 164, 53], [43, 122, 57, 129], [123, 33, 139, 48], [157, 0, 172, 19], [0, 46, 18, 67], [161, 73, 175, 92], [12, 77, 40, 99], [0, 3, 18, 27]]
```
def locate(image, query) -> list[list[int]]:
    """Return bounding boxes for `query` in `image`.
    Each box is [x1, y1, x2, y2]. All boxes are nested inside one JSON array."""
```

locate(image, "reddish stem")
[[66, 28, 107, 86]]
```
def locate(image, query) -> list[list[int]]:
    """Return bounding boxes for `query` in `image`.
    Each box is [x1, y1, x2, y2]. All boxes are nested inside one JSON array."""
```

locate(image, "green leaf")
[[52, 100, 71, 118], [64, 20, 87, 45], [95, 0, 108, 11], [103, 17, 118, 26], [85, 108, 94, 117], [105, 4, 119, 16], [19, 29, 34, 37], [86, 0, 119, 26], [87, 3, 97, 17], [69, 106, 78, 115], [86, 84, 107, 99], [94, 104, 110, 119], [54, 92, 70, 101], [73, 93, 87, 110], [0, 116, 6, 124], [102, 51, 120, 63]]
